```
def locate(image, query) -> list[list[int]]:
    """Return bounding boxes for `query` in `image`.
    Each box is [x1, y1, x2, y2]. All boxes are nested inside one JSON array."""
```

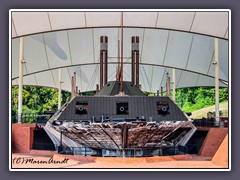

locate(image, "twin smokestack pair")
[[99, 35, 140, 90], [71, 35, 140, 97], [71, 36, 171, 97]]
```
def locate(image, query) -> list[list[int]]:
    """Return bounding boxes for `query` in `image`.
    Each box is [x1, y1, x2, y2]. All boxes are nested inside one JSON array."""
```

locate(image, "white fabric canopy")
[[12, 11, 228, 39], [11, 11, 229, 92]]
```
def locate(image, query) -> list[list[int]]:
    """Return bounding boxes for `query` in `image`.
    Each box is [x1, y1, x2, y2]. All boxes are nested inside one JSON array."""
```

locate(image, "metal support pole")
[[136, 52, 140, 88], [172, 68, 176, 101], [138, 84, 141, 90], [214, 38, 220, 127], [120, 12, 124, 93], [116, 40, 120, 81], [100, 36, 103, 89], [173, 132, 176, 155], [71, 76, 74, 98], [100, 52, 103, 89], [73, 72, 76, 97], [122, 123, 128, 157], [135, 37, 140, 88], [58, 68, 62, 110], [74, 72, 76, 93], [131, 37, 136, 85], [18, 37, 24, 124], [71, 72, 77, 99], [96, 84, 99, 92], [131, 36, 139, 85], [58, 130, 63, 154], [100, 36, 108, 88], [166, 73, 170, 97], [103, 50, 107, 85], [103, 36, 108, 86], [161, 86, 163, 96], [60, 130, 63, 147], [76, 86, 78, 96]]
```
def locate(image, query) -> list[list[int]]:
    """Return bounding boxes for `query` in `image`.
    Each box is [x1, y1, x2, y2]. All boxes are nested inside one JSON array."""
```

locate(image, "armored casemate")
[[44, 83, 196, 156]]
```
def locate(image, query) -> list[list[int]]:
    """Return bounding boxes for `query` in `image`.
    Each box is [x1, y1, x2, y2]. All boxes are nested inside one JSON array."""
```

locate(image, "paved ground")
[[11, 153, 226, 169]]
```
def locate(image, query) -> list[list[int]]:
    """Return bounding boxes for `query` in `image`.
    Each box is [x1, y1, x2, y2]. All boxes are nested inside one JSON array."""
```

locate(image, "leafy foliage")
[[11, 86, 71, 118], [175, 87, 228, 112], [146, 87, 228, 113]]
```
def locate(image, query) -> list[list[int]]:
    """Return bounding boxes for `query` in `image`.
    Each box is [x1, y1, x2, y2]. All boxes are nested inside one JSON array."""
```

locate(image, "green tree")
[[175, 87, 228, 112], [11, 86, 71, 122]]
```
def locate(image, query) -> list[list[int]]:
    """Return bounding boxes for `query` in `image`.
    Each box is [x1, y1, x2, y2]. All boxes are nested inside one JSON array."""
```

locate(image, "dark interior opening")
[[32, 128, 55, 151], [75, 101, 88, 114], [116, 102, 129, 114], [186, 130, 209, 154], [157, 101, 169, 115]]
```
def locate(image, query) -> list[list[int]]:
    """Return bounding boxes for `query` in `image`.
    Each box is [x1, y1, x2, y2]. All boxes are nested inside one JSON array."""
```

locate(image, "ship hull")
[[45, 121, 196, 151]]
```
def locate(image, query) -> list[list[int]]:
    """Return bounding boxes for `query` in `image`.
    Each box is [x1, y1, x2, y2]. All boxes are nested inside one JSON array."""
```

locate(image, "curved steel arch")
[[12, 26, 229, 40], [12, 62, 228, 83]]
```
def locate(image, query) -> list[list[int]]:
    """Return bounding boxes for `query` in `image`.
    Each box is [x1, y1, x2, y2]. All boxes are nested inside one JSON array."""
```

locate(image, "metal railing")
[[192, 118, 229, 128], [102, 148, 145, 157], [102, 147, 181, 157], [207, 110, 228, 118], [12, 113, 52, 124], [192, 119, 215, 127], [57, 146, 191, 157], [178, 144, 201, 154], [58, 146, 97, 156]]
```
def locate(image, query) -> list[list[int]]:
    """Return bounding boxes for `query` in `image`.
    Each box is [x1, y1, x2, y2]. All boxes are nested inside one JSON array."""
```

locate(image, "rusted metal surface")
[[136, 50, 139, 88], [100, 36, 108, 87], [135, 36, 140, 88], [103, 36, 108, 86], [131, 45, 135, 84], [131, 36, 140, 87]]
